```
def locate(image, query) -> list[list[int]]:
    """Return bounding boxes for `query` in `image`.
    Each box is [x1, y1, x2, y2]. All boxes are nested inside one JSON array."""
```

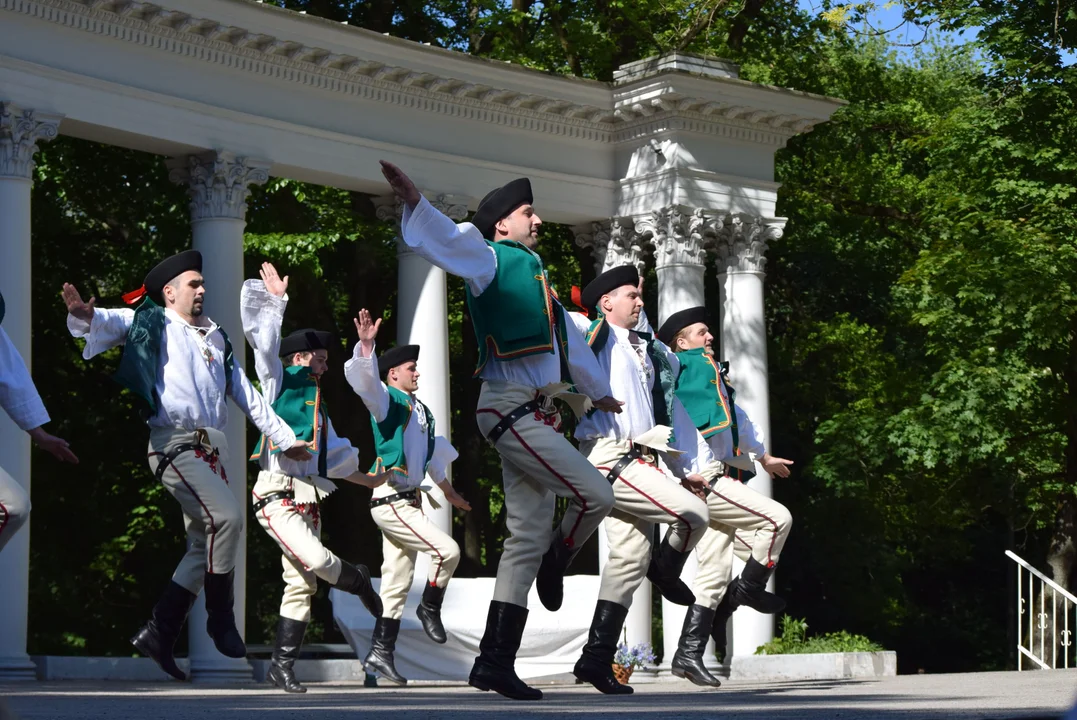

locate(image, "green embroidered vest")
[[466, 240, 570, 377], [250, 365, 328, 475], [368, 385, 436, 479], [113, 298, 234, 418]]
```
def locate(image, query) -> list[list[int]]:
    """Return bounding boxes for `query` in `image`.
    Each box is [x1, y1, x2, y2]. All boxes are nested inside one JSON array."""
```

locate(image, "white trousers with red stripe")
[[583, 436, 710, 608], [692, 475, 793, 610], [0, 472, 30, 554], [147, 428, 243, 595], [252, 471, 342, 623], [371, 484, 460, 620], [475, 381, 616, 608]]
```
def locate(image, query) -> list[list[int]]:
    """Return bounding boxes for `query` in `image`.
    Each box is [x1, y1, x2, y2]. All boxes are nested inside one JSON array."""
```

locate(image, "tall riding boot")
[[266, 617, 307, 693], [728, 557, 786, 614], [468, 601, 543, 701], [364, 617, 407, 685], [645, 532, 696, 605], [710, 590, 735, 664], [130, 581, 197, 681], [416, 584, 448, 644], [572, 600, 633, 695], [334, 561, 384, 619], [203, 570, 246, 658], [671, 604, 722, 687], [536, 531, 580, 612]]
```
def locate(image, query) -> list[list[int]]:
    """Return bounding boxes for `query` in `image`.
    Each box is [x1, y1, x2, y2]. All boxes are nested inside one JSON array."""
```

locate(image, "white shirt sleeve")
[[0, 327, 50, 431], [67, 307, 135, 359], [343, 342, 391, 423], [561, 304, 613, 400], [240, 280, 287, 402], [426, 435, 459, 484], [400, 195, 498, 296], [566, 310, 592, 334], [735, 404, 767, 460], [227, 362, 296, 450], [322, 417, 360, 479], [665, 395, 720, 480]]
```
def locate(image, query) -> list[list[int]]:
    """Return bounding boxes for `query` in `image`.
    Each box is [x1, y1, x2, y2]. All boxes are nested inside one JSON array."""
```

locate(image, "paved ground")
[[2, 670, 1076, 719]]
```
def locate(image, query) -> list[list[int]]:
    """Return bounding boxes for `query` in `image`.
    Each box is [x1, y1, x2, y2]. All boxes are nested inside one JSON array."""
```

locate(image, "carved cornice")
[[712, 215, 785, 275], [0, 102, 62, 178], [636, 205, 722, 269], [167, 150, 269, 221], [572, 218, 648, 275], [0, 0, 829, 147]]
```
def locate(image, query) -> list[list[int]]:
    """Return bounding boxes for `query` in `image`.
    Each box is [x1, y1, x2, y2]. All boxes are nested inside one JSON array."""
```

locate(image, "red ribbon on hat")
[[122, 285, 147, 305], [570, 286, 589, 317]]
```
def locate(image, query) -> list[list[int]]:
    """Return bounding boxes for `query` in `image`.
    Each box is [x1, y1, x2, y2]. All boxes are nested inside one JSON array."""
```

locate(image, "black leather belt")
[[484, 399, 543, 447], [370, 490, 418, 509], [605, 444, 644, 485], [253, 490, 295, 513], [153, 443, 203, 485]]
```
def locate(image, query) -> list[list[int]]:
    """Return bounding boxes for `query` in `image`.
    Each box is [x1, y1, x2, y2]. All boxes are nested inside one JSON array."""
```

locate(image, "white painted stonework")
[[0, 0, 844, 680]]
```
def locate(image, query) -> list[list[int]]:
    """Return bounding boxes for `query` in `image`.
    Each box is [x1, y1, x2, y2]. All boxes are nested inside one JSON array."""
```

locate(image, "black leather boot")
[[335, 561, 384, 619], [710, 591, 735, 664], [468, 602, 543, 700], [671, 604, 722, 687], [573, 600, 634, 695], [203, 570, 246, 658], [364, 617, 407, 685], [416, 584, 448, 644], [266, 617, 307, 693], [536, 531, 580, 612], [646, 532, 695, 605], [130, 581, 197, 681], [728, 557, 786, 614]]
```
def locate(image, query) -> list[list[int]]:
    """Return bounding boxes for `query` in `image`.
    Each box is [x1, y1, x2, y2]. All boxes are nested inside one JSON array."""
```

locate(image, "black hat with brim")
[[144, 249, 202, 305], [378, 344, 420, 377], [472, 178, 533, 239], [580, 265, 640, 313], [279, 328, 334, 357], [657, 306, 709, 346]]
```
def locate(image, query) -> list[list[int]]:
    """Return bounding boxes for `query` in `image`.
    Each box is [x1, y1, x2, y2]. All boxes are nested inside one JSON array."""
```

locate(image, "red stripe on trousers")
[[150, 450, 219, 573]]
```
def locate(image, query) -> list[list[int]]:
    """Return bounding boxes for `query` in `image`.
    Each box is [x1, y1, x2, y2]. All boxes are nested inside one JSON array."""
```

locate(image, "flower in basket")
[[614, 642, 656, 671]]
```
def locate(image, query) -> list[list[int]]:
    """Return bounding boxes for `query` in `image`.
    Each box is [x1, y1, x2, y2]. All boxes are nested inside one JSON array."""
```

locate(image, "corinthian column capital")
[[572, 217, 647, 274], [375, 193, 471, 256], [0, 103, 63, 178], [637, 205, 721, 269], [713, 215, 785, 275], [167, 151, 270, 221]]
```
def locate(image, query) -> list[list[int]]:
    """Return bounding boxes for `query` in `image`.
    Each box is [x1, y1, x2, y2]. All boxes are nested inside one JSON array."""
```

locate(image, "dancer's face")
[[601, 285, 644, 329], [388, 361, 420, 394], [292, 349, 329, 377], [675, 322, 714, 353], [495, 204, 542, 249], [163, 270, 206, 318]]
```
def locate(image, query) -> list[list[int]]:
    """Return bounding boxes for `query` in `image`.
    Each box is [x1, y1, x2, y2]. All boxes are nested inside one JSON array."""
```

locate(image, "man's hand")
[[282, 440, 312, 461], [345, 471, 387, 489], [760, 453, 794, 478], [593, 396, 624, 414], [259, 262, 289, 298], [441, 483, 472, 512], [681, 473, 709, 500], [352, 308, 382, 357], [61, 284, 96, 324], [379, 160, 422, 210], [28, 427, 79, 464]]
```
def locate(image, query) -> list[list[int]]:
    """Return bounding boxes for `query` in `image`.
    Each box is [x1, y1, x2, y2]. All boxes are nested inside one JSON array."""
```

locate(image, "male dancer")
[[379, 160, 621, 701], [0, 289, 79, 553], [567, 266, 717, 694], [346, 308, 470, 686], [241, 263, 387, 694], [62, 250, 311, 681], [657, 307, 794, 685]]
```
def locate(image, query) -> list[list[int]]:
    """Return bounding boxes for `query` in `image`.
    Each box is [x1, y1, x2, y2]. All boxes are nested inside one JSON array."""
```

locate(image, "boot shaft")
[[272, 617, 308, 667], [371, 617, 402, 654], [478, 601, 529, 666], [582, 601, 629, 664]]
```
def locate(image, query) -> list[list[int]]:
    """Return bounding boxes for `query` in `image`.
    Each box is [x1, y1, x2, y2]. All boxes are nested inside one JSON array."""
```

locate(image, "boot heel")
[[469, 677, 491, 692]]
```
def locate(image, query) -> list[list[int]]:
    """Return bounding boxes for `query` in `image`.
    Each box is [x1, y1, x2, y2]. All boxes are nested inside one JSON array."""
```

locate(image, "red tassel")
[[570, 286, 589, 317], [122, 285, 147, 305]]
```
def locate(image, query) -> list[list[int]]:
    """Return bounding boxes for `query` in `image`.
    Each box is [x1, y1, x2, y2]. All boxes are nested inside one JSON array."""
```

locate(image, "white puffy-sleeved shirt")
[[240, 280, 359, 480], [67, 306, 296, 449], [0, 326, 49, 431], [344, 341, 455, 491], [569, 312, 717, 479], [399, 195, 612, 401]]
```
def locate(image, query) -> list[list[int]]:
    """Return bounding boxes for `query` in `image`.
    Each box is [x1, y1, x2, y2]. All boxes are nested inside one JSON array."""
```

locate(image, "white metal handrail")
[[1007, 550, 1077, 670]]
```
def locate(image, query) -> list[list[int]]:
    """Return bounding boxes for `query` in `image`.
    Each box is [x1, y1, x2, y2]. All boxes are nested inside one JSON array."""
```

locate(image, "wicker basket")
[[611, 663, 634, 685]]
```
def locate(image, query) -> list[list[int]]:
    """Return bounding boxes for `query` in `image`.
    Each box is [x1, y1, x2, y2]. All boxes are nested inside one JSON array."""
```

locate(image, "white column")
[[638, 205, 722, 671], [0, 103, 61, 681], [573, 218, 652, 652], [168, 150, 269, 682], [713, 214, 784, 659]]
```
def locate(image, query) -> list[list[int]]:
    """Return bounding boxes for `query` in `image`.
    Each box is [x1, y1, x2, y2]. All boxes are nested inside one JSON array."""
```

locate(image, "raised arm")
[[380, 160, 496, 294], [62, 283, 133, 359], [0, 327, 78, 463], [240, 262, 289, 401], [343, 308, 390, 423]]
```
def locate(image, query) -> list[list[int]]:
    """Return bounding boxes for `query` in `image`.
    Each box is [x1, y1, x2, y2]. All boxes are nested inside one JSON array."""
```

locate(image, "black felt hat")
[[279, 328, 334, 358], [657, 306, 709, 346], [378, 344, 420, 377], [140, 249, 202, 305], [580, 265, 640, 313], [472, 178, 533, 239]]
